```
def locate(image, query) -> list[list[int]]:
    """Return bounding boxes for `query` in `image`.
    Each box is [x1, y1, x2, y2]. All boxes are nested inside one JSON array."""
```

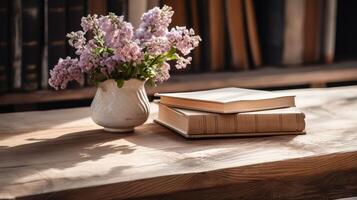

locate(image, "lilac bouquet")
[[48, 6, 201, 90]]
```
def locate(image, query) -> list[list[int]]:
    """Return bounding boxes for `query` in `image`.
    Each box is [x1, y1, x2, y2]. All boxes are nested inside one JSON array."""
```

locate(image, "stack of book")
[[154, 88, 306, 138]]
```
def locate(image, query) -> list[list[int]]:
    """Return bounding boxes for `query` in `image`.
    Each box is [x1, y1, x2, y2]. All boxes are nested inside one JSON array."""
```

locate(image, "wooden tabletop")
[[1, 86, 357, 200]]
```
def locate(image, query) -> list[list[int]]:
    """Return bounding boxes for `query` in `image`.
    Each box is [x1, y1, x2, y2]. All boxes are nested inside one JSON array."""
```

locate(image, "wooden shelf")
[[1, 61, 357, 106]]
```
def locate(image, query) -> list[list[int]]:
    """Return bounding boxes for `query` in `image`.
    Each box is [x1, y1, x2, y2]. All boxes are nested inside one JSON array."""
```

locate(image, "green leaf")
[[116, 79, 124, 88]]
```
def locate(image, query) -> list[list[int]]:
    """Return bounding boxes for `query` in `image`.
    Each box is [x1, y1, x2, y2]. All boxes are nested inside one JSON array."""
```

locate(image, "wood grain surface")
[[1, 86, 357, 199]]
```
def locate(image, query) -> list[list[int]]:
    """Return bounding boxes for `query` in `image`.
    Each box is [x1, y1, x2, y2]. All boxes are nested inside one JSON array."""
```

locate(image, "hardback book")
[[226, 0, 249, 70], [282, 0, 305, 65], [208, 0, 227, 71], [254, 0, 284, 65], [21, 0, 43, 91], [155, 104, 305, 138], [155, 87, 295, 114], [321, 0, 337, 64], [196, 0, 210, 72], [244, 0, 262, 68], [11, 0, 22, 90], [108, 0, 128, 20], [0, 0, 10, 93], [304, 0, 323, 64]]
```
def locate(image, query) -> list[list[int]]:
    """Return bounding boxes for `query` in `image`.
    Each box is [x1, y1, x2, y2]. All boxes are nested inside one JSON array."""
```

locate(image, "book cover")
[[21, 0, 43, 91], [156, 87, 295, 113], [156, 104, 305, 138], [0, 0, 11, 93]]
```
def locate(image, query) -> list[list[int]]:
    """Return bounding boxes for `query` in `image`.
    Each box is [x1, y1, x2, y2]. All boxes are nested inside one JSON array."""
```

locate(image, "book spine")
[[244, 0, 262, 67], [47, 0, 66, 85], [255, 0, 284, 65], [0, 0, 10, 93], [189, 113, 305, 134], [321, 0, 337, 64], [107, 0, 128, 20], [282, 0, 306, 65], [197, 0, 210, 72], [21, 0, 43, 91], [11, 0, 22, 90], [208, 0, 227, 71], [226, 0, 249, 70], [304, 0, 323, 64]]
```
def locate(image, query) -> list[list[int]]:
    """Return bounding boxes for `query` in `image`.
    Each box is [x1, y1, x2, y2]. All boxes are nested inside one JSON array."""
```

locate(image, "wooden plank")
[[1, 86, 357, 199], [2, 61, 357, 106]]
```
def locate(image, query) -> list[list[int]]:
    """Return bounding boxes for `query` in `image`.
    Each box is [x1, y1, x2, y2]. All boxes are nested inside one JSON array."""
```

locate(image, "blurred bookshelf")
[[2, 0, 357, 112]]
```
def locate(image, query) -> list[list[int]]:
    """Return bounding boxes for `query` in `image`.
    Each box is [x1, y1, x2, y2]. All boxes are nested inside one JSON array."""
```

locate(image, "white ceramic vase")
[[90, 79, 150, 132]]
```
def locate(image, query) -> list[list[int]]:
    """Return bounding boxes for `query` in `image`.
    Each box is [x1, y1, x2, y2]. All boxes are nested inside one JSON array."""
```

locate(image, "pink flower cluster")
[[48, 57, 83, 90], [49, 5, 201, 90]]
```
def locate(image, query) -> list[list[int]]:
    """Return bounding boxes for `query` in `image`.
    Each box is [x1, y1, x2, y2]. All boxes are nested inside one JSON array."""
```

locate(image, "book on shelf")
[[226, 0, 249, 70], [208, 0, 227, 71], [244, 0, 262, 68], [155, 87, 295, 114], [0, 0, 10, 93], [21, 0, 43, 91], [255, 0, 284, 65], [155, 104, 305, 138], [304, 0, 323, 64], [11, 0, 22, 91], [282, 0, 305, 65], [321, 0, 337, 64]]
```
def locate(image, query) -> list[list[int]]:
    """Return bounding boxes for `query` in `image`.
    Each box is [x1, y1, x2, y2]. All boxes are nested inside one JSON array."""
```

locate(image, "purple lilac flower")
[[167, 26, 201, 56], [67, 31, 86, 55], [48, 57, 83, 90], [155, 62, 170, 82], [135, 5, 174, 40], [81, 14, 99, 32], [175, 54, 192, 69], [143, 36, 171, 56]]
